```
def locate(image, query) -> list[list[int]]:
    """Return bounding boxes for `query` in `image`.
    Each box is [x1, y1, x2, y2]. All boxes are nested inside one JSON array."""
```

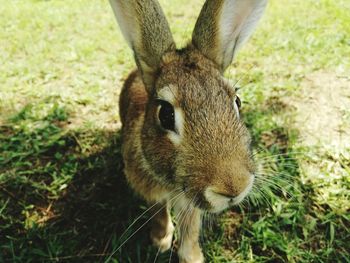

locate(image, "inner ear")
[[192, 0, 267, 72], [109, 0, 176, 93]]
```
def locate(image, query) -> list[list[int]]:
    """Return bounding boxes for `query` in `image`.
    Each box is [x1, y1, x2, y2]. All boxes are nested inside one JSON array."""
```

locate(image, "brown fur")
[[110, 0, 175, 91], [192, 0, 225, 70], [110, 0, 267, 262], [119, 47, 254, 262], [120, 47, 254, 206]]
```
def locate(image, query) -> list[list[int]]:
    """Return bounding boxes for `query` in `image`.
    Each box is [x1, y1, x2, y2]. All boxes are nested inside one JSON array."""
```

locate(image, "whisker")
[[250, 185, 273, 209], [105, 191, 184, 262], [255, 172, 301, 197], [231, 64, 255, 91], [258, 161, 301, 171], [153, 245, 161, 263], [168, 244, 174, 263], [178, 196, 195, 258], [252, 168, 301, 207], [116, 187, 182, 245], [256, 151, 309, 162], [168, 196, 192, 263]]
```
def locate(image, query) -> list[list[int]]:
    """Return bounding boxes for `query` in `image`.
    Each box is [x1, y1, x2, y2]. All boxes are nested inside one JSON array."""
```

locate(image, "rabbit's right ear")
[[109, 0, 175, 92], [192, 0, 267, 72]]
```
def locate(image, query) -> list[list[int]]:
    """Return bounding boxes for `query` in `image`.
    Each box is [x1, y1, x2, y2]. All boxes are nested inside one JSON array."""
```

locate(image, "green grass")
[[1, 0, 349, 262]]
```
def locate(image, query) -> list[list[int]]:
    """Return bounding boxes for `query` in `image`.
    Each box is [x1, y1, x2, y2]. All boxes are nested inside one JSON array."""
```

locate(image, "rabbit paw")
[[178, 244, 204, 263], [150, 221, 174, 252]]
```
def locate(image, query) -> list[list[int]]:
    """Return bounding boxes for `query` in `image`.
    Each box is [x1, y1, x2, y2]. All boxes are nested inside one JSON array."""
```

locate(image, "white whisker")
[[105, 191, 184, 262], [153, 245, 161, 263]]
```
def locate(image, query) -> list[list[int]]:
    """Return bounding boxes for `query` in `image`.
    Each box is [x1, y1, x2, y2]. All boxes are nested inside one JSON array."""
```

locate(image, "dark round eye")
[[235, 95, 241, 109], [157, 100, 175, 131]]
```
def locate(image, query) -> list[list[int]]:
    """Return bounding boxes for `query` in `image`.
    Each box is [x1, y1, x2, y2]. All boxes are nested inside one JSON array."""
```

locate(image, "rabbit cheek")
[[177, 175, 213, 211], [141, 126, 177, 182], [143, 139, 176, 181]]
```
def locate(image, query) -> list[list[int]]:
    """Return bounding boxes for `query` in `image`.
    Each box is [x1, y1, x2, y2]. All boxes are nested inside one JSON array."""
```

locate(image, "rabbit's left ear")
[[192, 0, 267, 72], [109, 0, 175, 91]]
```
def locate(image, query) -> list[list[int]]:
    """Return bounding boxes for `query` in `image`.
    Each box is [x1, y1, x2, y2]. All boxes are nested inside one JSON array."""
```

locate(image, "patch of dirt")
[[265, 96, 290, 113], [288, 70, 350, 212], [260, 128, 289, 151], [290, 71, 350, 149]]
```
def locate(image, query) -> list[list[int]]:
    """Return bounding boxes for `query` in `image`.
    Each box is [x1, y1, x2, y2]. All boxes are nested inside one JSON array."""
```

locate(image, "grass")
[[1, 0, 349, 262]]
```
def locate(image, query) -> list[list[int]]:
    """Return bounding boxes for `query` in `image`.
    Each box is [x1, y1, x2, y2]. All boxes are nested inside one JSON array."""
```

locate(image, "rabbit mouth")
[[178, 173, 254, 213], [203, 176, 254, 213]]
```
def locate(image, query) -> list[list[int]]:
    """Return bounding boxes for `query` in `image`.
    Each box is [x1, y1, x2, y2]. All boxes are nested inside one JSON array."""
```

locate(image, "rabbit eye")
[[235, 96, 241, 109], [157, 100, 175, 132], [233, 95, 241, 117]]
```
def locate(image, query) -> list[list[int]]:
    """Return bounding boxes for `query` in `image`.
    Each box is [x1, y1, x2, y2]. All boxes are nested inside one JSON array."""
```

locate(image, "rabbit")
[[109, 0, 267, 262]]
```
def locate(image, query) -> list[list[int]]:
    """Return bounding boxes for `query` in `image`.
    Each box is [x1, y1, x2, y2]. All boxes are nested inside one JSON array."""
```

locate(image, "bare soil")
[[291, 70, 350, 150]]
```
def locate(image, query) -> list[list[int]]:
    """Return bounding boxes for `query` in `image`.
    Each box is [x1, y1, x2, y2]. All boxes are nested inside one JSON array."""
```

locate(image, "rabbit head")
[[110, 0, 267, 213]]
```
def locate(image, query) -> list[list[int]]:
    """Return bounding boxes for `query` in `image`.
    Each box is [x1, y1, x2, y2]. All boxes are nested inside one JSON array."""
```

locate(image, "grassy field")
[[1, 0, 349, 262]]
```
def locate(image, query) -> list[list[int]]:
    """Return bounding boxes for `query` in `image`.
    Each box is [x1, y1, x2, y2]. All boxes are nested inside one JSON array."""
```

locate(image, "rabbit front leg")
[[149, 202, 174, 252], [174, 202, 204, 263]]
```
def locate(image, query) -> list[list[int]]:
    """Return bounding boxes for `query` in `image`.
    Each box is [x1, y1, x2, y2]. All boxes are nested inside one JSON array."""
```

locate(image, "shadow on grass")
[[4, 95, 333, 262], [0, 102, 176, 263]]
